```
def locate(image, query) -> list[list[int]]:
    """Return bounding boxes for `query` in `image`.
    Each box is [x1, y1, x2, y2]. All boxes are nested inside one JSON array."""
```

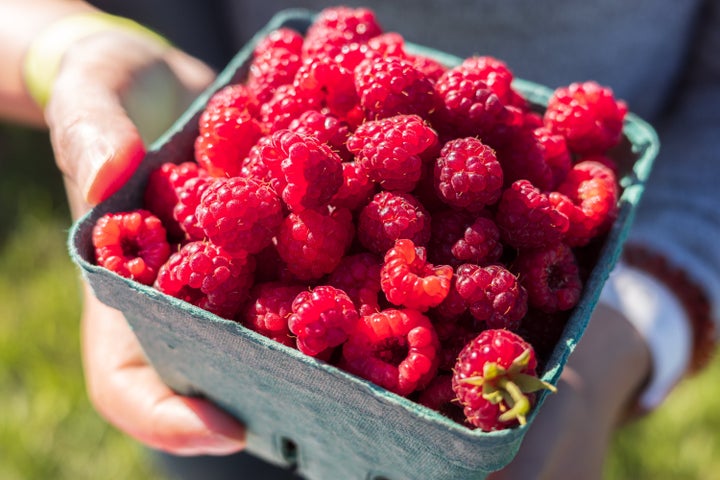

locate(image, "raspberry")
[[357, 191, 432, 254], [195, 177, 283, 256], [242, 282, 305, 347], [253, 27, 304, 57], [549, 160, 619, 247], [329, 161, 376, 211], [452, 329, 555, 431], [454, 263, 528, 331], [194, 100, 264, 178], [380, 239, 453, 312], [275, 207, 355, 281], [514, 243, 583, 313], [417, 374, 466, 424], [293, 56, 361, 122], [247, 47, 303, 104], [172, 175, 214, 241], [302, 6, 383, 59], [327, 252, 383, 316], [143, 161, 207, 242], [347, 114, 438, 192], [288, 110, 351, 161], [205, 83, 259, 117], [532, 127, 572, 189], [92, 209, 171, 285], [334, 33, 406, 72], [341, 308, 440, 396], [428, 209, 503, 267], [271, 129, 344, 211], [434, 137, 504, 209], [495, 127, 555, 192], [544, 81, 628, 155], [354, 56, 438, 120], [459, 56, 515, 103], [288, 285, 360, 357], [154, 241, 255, 319], [241, 134, 286, 194], [409, 54, 447, 83], [495, 179, 570, 249], [260, 84, 321, 132]]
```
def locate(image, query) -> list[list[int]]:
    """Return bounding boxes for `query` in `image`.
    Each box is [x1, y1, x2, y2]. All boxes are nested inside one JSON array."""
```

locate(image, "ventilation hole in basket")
[[279, 436, 299, 471]]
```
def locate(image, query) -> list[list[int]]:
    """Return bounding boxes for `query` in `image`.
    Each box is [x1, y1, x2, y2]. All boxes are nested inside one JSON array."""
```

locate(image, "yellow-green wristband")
[[23, 11, 170, 108]]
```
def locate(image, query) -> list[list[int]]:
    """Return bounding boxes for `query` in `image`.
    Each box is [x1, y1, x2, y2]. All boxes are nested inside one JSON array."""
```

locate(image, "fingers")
[[81, 285, 247, 455]]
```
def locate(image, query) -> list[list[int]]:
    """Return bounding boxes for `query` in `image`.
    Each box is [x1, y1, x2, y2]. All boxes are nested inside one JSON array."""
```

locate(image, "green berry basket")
[[68, 8, 659, 480]]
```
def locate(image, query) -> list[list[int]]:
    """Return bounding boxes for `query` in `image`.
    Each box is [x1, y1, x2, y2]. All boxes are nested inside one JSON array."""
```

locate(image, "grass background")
[[0, 124, 718, 480]]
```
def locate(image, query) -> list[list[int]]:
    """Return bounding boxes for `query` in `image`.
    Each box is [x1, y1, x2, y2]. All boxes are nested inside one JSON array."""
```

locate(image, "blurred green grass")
[[0, 124, 718, 480]]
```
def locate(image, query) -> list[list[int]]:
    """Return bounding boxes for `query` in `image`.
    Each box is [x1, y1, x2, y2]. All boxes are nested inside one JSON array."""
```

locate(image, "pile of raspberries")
[[92, 6, 628, 432]]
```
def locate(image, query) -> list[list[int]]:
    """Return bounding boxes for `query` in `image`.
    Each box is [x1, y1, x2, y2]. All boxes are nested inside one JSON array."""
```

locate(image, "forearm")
[[0, 0, 98, 126]]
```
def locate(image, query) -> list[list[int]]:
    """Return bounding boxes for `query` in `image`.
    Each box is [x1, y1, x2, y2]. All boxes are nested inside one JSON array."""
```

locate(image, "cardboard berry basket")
[[68, 8, 659, 480]]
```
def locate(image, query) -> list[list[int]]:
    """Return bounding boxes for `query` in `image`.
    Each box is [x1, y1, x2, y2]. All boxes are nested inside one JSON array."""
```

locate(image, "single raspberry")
[[428, 209, 503, 267], [417, 374, 467, 424], [275, 207, 355, 281], [204, 83, 259, 117], [260, 84, 321, 132], [329, 161, 376, 211], [93, 209, 171, 285], [495, 179, 569, 249], [288, 285, 360, 357], [347, 114, 438, 192], [253, 27, 304, 57], [272, 129, 344, 211], [293, 56, 361, 122], [241, 281, 305, 347], [576, 153, 619, 174], [143, 161, 207, 242], [195, 177, 283, 256], [302, 6, 383, 59], [544, 81, 628, 155], [334, 33, 407, 72], [154, 240, 255, 319], [551, 160, 619, 247], [172, 175, 214, 241], [454, 263, 528, 331], [354, 56, 438, 120], [357, 191, 432, 254], [452, 329, 555, 431], [513, 243, 583, 313], [495, 127, 555, 192], [246, 47, 303, 104], [341, 308, 440, 396], [409, 54, 448, 83], [459, 56, 515, 103], [434, 137, 504, 209], [327, 252, 383, 316], [380, 239, 453, 312], [288, 110, 351, 161], [532, 127, 572, 189], [241, 134, 287, 194]]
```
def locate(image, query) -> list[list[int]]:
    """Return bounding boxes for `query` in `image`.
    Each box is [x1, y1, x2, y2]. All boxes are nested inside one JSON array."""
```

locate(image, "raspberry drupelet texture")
[[288, 285, 360, 357], [357, 190, 432, 254], [241, 134, 287, 194], [495, 179, 570, 249], [495, 127, 556, 192], [302, 6, 383, 60], [204, 83, 260, 116], [172, 175, 214, 241], [452, 329, 554, 431], [154, 240, 255, 319], [288, 110, 352, 161], [329, 161, 376, 211], [459, 56, 515, 104], [428, 209, 503, 267], [454, 263, 528, 331], [543, 81, 628, 155], [380, 239, 453, 312], [93, 209, 171, 286], [275, 207, 355, 281], [327, 252, 383, 316], [434, 137, 504, 209], [293, 56, 361, 123], [341, 308, 440, 396], [242, 281, 305, 347], [347, 114, 438, 192], [354, 56, 438, 120], [253, 27, 304, 58], [246, 47, 303, 104], [260, 84, 321, 132], [513, 242, 583, 313], [195, 176, 284, 256]]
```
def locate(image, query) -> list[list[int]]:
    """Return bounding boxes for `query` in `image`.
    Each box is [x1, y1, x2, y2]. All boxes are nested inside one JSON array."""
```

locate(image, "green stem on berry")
[[513, 373, 558, 394], [496, 377, 530, 425]]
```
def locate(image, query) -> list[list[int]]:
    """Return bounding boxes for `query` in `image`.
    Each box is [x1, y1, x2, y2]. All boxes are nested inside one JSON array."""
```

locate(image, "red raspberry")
[[452, 329, 555, 431], [454, 263, 528, 331], [495, 179, 570, 249], [533, 127, 572, 189], [253, 27, 304, 57], [417, 374, 467, 424], [354, 56, 438, 120], [341, 308, 440, 396], [334, 33, 406, 72], [495, 127, 555, 192], [550, 160, 619, 247], [329, 161, 376, 211], [92, 209, 171, 285], [204, 83, 259, 117], [275, 207, 355, 281], [347, 114, 438, 192], [327, 252, 383, 316], [241, 281, 305, 348], [247, 47, 303, 104], [434, 137, 504, 209], [194, 100, 264, 178], [195, 177, 283, 256], [241, 134, 286, 194], [380, 239, 453, 312], [514, 243, 583, 313], [154, 240, 255, 319], [544, 81, 628, 155], [302, 6, 383, 59], [172, 175, 214, 241], [357, 191, 432, 254], [271, 129, 344, 211], [288, 285, 360, 357], [288, 110, 351, 161], [459, 56, 515, 103], [409, 54, 448, 83], [143, 161, 207, 242], [260, 84, 321, 132], [428, 209, 503, 267], [293, 56, 361, 122]]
